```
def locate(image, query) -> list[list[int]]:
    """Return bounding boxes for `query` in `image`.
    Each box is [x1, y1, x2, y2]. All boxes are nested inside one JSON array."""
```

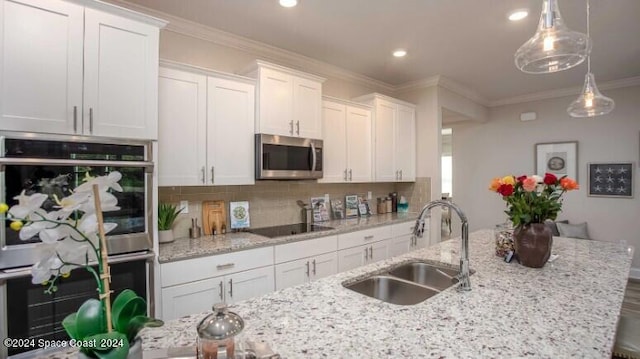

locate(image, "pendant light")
[[515, 0, 591, 74], [567, 0, 615, 117]]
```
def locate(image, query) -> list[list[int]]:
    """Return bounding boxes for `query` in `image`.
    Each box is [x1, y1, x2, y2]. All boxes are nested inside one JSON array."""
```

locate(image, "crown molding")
[[395, 75, 491, 107], [159, 59, 256, 84], [489, 76, 640, 107], [104, 0, 394, 93]]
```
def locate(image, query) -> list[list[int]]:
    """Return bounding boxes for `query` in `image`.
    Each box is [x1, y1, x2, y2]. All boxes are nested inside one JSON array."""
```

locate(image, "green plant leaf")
[[111, 290, 146, 334], [76, 299, 106, 339], [86, 332, 130, 359], [62, 312, 79, 340], [126, 315, 164, 342]]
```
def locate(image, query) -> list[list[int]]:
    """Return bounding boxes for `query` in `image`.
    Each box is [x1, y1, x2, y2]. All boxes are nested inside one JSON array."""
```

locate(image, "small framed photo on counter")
[[345, 195, 359, 218]]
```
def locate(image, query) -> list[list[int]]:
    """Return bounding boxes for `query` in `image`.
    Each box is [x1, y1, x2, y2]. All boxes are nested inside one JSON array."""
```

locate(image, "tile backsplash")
[[160, 177, 430, 238]]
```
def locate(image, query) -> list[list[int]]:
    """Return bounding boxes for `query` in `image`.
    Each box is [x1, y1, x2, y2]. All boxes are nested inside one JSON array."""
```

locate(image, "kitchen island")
[[140, 229, 634, 358]]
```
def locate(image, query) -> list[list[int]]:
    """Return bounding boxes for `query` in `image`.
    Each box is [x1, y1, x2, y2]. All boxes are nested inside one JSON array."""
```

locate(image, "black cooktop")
[[248, 223, 333, 238]]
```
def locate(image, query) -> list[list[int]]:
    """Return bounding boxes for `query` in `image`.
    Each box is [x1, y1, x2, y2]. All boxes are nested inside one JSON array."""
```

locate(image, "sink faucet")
[[413, 200, 471, 292]]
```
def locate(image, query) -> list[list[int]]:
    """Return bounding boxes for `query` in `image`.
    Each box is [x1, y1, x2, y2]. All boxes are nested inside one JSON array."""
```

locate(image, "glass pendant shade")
[[567, 73, 615, 117], [515, 0, 591, 74]]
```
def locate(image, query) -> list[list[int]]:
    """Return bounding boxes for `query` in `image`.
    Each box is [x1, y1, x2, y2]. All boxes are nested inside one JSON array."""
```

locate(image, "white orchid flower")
[[8, 191, 48, 219], [83, 191, 120, 213], [56, 238, 96, 274], [75, 171, 123, 193], [69, 214, 117, 245], [54, 191, 91, 214], [19, 209, 60, 242], [30, 244, 63, 284]]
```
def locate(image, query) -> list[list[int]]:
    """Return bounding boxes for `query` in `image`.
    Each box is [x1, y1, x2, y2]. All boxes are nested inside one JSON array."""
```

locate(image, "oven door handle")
[[0, 158, 154, 173]]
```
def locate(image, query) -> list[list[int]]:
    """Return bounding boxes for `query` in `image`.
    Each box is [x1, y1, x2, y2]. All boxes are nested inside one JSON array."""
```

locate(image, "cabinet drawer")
[[337, 226, 392, 250], [275, 235, 337, 264], [392, 221, 417, 237], [161, 246, 274, 287]]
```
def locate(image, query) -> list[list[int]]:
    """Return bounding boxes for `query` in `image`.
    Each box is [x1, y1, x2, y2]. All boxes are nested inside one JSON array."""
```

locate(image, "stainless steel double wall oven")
[[0, 132, 155, 358]]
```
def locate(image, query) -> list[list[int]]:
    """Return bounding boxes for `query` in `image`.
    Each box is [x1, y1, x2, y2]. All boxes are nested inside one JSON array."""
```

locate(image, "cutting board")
[[202, 200, 226, 235]]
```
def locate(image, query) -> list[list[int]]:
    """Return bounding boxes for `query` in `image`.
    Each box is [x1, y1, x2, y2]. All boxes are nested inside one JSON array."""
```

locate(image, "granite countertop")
[[158, 212, 419, 263], [140, 229, 634, 359]]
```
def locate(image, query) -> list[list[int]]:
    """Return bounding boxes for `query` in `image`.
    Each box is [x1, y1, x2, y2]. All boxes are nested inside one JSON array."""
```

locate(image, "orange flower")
[[522, 177, 537, 192], [489, 177, 502, 192], [560, 177, 579, 190]]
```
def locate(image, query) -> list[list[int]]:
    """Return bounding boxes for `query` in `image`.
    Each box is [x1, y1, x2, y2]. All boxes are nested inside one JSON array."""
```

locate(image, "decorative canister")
[[494, 222, 515, 258]]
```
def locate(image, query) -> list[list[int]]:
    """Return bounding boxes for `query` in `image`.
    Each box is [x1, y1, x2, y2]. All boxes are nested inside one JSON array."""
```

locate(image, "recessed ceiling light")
[[279, 0, 297, 8], [393, 49, 407, 58], [508, 9, 528, 21]]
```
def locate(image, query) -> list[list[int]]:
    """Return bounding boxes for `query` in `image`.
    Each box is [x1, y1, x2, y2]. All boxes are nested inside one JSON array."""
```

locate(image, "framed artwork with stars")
[[588, 162, 634, 198]]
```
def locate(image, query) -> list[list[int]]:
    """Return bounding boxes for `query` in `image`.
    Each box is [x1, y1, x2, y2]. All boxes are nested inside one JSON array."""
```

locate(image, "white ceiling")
[[122, 0, 640, 102]]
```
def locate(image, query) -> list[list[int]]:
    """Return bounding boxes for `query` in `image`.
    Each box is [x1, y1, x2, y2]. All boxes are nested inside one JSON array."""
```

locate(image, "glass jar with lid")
[[494, 222, 515, 258], [197, 303, 245, 359]]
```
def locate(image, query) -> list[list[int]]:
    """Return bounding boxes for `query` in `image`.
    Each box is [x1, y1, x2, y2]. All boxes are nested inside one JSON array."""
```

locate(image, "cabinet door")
[[368, 240, 388, 263], [83, 8, 159, 139], [346, 106, 372, 182], [161, 277, 223, 321], [293, 77, 322, 139], [396, 104, 416, 182], [337, 245, 366, 272], [310, 252, 337, 281], [208, 77, 255, 185], [257, 68, 292, 136], [319, 101, 347, 183], [158, 68, 207, 186], [373, 100, 396, 182], [388, 235, 412, 258], [0, 0, 83, 134], [225, 266, 274, 305], [275, 257, 310, 291]]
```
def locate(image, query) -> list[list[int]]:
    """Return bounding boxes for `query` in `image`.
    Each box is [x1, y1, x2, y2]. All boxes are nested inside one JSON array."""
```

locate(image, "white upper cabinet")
[[320, 98, 372, 183], [353, 93, 417, 182], [0, 0, 164, 139], [158, 67, 207, 186], [207, 76, 255, 185], [158, 63, 255, 186], [0, 0, 83, 134], [246, 60, 325, 139]]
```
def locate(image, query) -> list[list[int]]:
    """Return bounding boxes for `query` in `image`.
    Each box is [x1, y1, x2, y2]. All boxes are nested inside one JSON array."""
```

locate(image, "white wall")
[[451, 85, 640, 268]]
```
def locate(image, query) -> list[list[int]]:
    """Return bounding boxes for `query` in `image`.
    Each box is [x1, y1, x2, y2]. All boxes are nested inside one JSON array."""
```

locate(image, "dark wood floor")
[[621, 278, 640, 319]]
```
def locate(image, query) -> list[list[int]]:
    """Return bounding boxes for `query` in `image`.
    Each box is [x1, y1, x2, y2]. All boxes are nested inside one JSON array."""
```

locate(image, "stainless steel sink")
[[388, 262, 462, 291], [344, 275, 439, 305], [343, 261, 474, 305]]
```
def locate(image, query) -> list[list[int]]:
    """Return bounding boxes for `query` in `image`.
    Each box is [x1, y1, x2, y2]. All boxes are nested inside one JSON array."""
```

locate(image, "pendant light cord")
[[587, 0, 591, 73]]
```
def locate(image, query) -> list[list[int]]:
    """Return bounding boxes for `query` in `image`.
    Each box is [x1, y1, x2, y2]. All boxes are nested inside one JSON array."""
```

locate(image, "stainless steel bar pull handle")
[[305, 261, 310, 277], [296, 121, 300, 135], [89, 108, 94, 134], [312, 259, 316, 275], [228, 278, 233, 298], [216, 263, 235, 270], [343, 169, 348, 181], [369, 246, 373, 259], [395, 170, 399, 180], [73, 106, 78, 133], [349, 169, 352, 181], [211, 166, 215, 184], [218, 281, 224, 301], [201, 167, 206, 184], [400, 170, 403, 180], [364, 247, 369, 260], [364, 235, 374, 241], [289, 120, 294, 135]]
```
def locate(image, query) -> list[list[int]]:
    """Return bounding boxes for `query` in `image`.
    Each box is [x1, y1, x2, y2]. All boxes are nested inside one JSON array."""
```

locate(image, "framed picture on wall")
[[587, 162, 634, 198], [535, 141, 578, 181]]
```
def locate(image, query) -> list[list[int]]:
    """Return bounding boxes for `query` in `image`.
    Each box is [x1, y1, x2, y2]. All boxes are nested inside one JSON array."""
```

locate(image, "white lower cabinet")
[[162, 266, 274, 320], [274, 235, 338, 290], [337, 241, 390, 272], [275, 252, 337, 290], [387, 235, 412, 258]]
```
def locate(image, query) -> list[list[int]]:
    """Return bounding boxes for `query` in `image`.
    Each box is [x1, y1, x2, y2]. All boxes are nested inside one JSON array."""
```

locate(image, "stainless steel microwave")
[[255, 134, 323, 179]]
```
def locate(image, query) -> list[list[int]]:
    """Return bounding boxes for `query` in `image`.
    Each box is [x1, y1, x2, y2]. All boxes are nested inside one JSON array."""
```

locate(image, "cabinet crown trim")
[[242, 60, 326, 83], [67, 0, 168, 27], [352, 92, 416, 108], [322, 96, 372, 110], [160, 59, 256, 84]]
